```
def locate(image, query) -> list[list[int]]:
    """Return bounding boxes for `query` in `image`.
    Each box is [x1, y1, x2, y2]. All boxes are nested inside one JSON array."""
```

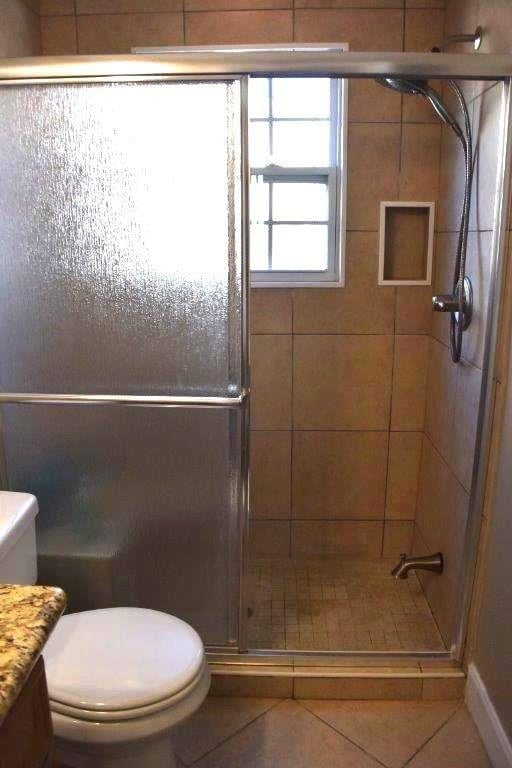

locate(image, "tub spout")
[[391, 552, 443, 580]]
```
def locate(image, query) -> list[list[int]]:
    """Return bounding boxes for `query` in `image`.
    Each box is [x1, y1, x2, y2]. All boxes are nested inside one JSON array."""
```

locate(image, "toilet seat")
[[43, 607, 205, 712], [49, 659, 208, 722]]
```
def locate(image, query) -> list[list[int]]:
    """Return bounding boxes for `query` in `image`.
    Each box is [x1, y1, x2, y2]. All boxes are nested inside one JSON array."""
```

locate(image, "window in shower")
[[249, 76, 346, 287]]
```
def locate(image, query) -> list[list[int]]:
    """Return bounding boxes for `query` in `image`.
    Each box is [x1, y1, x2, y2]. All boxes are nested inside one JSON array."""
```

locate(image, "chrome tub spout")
[[391, 552, 444, 580]]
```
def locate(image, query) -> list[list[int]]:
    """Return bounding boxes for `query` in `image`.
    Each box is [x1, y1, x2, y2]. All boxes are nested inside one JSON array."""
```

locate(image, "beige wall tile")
[[293, 335, 393, 429], [391, 335, 429, 430], [405, 0, 445, 7], [0, 0, 41, 56], [250, 289, 292, 334], [295, 0, 402, 6], [471, 83, 503, 233], [187, 0, 290, 8], [250, 334, 292, 427], [424, 337, 457, 461], [294, 676, 422, 700], [185, 10, 292, 44], [395, 286, 433, 335], [399, 124, 441, 202], [292, 431, 388, 520], [383, 520, 414, 557], [294, 9, 404, 51], [292, 232, 395, 334], [41, 14, 77, 53], [291, 520, 383, 557], [347, 123, 401, 230], [431, 232, 458, 348], [210, 673, 293, 697], [437, 91, 471, 233], [76, 0, 182, 12], [386, 431, 422, 519], [404, 8, 444, 52], [414, 437, 470, 644], [249, 520, 290, 557], [422, 677, 465, 700], [383, 207, 432, 282], [41, 0, 74, 13], [77, 12, 183, 53], [431, 228, 491, 368], [348, 79, 401, 123], [460, 231, 492, 369], [250, 430, 291, 519], [450, 361, 482, 492]]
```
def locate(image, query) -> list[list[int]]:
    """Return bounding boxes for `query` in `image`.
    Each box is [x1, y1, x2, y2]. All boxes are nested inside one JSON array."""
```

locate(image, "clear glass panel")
[[2, 405, 241, 645], [0, 80, 241, 397], [272, 224, 328, 270], [273, 181, 329, 221], [249, 120, 270, 167], [249, 223, 269, 270], [272, 77, 331, 118], [273, 121, 331, 166], [248, 77, 269, 118]]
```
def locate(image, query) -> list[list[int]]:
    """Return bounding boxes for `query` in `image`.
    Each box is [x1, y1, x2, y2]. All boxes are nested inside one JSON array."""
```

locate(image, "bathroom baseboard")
[[466, 663, 512, 768]]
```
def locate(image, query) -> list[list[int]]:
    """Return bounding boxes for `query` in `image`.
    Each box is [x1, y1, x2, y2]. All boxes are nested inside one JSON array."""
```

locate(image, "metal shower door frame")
[[0, 52, 511, 658], [0, 72, 251, 650]]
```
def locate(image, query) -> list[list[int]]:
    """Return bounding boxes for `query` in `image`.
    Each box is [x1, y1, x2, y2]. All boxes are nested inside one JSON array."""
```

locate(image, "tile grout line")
[[295, 699, 390, 768], [186, 698, 287, 767], [401, 700, 465, 767]]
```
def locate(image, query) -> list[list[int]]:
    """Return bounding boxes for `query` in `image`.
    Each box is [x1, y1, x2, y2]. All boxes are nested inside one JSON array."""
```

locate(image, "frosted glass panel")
[[0, 80, 241, 396], [2, 404, 241, 645]]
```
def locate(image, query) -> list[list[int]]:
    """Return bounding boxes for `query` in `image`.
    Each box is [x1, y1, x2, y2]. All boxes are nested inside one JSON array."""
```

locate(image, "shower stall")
[[0, 50, 510, 663]]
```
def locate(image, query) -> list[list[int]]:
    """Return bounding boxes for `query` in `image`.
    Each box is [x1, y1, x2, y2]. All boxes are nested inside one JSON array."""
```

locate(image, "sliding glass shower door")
[[0, 78, 247, 646]]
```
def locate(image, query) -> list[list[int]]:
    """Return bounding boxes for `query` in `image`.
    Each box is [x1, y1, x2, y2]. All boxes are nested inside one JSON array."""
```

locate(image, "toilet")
[[1, 491, 210, 768]]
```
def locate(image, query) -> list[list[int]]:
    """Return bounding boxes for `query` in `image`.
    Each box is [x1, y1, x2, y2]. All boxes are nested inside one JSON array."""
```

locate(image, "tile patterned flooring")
[[172, 696, 491, 767], [247, 557, 446, 652]]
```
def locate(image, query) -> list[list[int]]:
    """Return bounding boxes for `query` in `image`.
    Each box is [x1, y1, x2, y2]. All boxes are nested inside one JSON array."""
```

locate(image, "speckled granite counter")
[[0, 584, 66, 724]]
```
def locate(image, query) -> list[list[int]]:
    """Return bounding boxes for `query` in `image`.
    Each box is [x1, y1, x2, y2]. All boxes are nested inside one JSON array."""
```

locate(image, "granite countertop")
[[0, 584, 66, 724]]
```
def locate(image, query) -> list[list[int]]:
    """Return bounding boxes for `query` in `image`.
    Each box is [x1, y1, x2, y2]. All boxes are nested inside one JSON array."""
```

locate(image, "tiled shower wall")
[[37, 0, 446, 563], [413, 0, 508, 646]]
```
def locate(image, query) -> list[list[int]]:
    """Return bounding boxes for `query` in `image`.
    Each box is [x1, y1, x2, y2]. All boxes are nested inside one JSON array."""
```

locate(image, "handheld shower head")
[[375, 76, 464, 141]]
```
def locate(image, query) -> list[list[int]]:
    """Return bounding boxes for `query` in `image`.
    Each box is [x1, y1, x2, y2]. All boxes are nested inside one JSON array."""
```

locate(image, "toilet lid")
[[43, 607, 205, 712]]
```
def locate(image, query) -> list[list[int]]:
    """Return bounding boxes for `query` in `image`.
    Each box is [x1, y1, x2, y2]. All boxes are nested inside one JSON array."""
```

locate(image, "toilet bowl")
[[43, 607, 211, 768]]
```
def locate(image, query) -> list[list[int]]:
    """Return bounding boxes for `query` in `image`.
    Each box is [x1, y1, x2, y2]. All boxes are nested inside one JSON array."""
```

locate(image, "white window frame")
[[249, 71, 347, 288], [132, 42, 349, 288]]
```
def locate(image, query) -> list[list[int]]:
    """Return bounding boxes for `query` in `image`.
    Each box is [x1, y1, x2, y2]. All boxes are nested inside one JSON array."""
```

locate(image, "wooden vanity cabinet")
[[0, 657, 54, 768]]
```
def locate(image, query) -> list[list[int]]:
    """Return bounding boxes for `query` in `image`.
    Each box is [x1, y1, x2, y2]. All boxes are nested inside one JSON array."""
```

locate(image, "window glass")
[[272, 77, 331, 118], [248, 75, 342, 284], [272, 225, 328, 271]]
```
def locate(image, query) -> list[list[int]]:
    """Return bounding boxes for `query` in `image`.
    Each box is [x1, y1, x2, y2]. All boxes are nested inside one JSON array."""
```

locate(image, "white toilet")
[[0, 491, 211, 768]]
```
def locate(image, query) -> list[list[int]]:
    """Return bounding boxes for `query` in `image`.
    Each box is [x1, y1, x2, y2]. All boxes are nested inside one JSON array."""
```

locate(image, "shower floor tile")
[[246, 558, 446, 652]]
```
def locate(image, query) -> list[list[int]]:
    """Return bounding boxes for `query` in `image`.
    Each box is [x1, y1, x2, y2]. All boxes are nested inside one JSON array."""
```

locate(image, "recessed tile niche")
[[379, 201, 434, 286]]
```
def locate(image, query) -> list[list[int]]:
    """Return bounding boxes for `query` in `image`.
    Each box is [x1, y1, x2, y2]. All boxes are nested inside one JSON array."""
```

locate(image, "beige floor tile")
[[193, 699, 382, 767], [173, 696, 279, 765], [247, 557, 445, 652], [407, 706, 491, 768], [299, 699, 460, 768]]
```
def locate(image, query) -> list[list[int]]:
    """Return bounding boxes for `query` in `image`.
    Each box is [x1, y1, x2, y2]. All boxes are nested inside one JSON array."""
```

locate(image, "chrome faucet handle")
[[432, 294, 460, 312], [432, 276, 473, 331]]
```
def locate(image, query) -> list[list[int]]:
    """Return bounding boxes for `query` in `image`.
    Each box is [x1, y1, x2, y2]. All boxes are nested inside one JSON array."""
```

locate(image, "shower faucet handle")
[[432, 294, 460, 313]]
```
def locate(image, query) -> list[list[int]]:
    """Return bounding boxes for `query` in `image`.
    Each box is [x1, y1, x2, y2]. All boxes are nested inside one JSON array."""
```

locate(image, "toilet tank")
[[0, 491, 38, 585]]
